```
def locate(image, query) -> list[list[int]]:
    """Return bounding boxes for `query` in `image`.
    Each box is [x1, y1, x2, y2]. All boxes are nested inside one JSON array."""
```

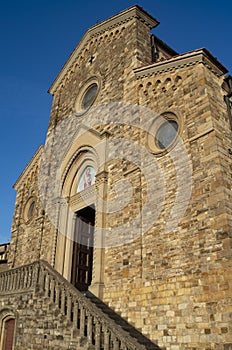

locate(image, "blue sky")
[[0, 0, 231, 244]]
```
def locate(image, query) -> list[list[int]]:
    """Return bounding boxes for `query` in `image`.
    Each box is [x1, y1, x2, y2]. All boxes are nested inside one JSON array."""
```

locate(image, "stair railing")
[[0, 261, 154, 350]]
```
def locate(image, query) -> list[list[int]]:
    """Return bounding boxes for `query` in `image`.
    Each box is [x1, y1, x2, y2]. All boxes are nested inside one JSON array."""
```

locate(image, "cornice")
[[14, 145, 44, 190], [134, 48, 228, 79], [48, 5, 159, 95], [88, 5, 159, 35]]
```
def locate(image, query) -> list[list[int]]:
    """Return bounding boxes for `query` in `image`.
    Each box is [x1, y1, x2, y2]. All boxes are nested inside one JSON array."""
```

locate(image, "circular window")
[[81, 83, 98, 111], [24, 198, 36, 222], [27, 201, 35, 219], [147, 112, 181, 154], [75, 79, 100, 114], [156, 120, 179, 149]]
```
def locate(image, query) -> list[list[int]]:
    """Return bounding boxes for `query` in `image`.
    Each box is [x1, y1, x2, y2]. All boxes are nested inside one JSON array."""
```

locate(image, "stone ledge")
[[135, 49, 228, 79]]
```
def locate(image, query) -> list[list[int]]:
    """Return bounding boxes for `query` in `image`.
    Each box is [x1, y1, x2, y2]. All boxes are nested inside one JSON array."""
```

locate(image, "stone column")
[[89, 169, 108, 299]]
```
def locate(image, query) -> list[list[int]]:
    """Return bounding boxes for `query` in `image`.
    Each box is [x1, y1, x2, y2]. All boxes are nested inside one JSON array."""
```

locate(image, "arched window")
[[77, 166, 96, 192]]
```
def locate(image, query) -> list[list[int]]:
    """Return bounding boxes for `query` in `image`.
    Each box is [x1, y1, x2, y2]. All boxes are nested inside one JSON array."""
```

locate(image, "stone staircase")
[[0, 260, 160, 350], [85, 292, 159, 350]]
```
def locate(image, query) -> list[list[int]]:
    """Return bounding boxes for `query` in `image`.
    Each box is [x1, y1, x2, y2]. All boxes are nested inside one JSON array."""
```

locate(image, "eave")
[[134, 48, 228, 79], [14, 145, 44, 190]]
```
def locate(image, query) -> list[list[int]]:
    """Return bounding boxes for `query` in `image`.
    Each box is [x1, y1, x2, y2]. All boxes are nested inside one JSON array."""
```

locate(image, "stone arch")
[[54, 128, 108, 297], [154, 79, 161, 88], [164, 77, 172, 86], [61, 146, 98, 198], [120, 27, 126, 35]]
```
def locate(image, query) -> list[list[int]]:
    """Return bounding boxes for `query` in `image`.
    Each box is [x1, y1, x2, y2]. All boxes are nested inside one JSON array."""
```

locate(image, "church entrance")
[[71, 206, 95, 291]]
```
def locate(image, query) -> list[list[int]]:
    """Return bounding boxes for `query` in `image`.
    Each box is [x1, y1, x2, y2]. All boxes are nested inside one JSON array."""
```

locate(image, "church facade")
[[0, 5, 232, 350]]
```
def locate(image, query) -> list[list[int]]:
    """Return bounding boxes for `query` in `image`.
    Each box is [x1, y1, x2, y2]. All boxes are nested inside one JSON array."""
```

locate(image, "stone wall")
[[9, 148, 56, 269], [0, 292, 79, 349], [102, 57, 232, 349]]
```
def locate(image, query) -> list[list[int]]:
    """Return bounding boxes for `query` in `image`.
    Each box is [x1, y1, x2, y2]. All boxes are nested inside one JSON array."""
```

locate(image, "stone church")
[[0, 5, 232, 350]]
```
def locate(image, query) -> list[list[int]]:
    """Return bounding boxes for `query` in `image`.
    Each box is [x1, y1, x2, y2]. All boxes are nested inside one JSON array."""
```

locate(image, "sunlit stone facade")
[[1, 5, 232, 350]]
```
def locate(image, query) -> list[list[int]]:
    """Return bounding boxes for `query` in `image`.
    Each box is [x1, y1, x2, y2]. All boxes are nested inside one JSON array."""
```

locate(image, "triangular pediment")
[[48, 5, 159, 95]]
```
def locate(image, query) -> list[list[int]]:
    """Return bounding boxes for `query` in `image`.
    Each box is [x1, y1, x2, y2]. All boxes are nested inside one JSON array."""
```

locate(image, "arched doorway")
[[1, 317, 15, 350], [71, 206, 95, 291], [55, 132, 109, 297]]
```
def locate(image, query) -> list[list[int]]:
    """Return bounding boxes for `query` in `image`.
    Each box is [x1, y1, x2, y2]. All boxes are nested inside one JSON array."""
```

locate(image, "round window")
[[24, 198, 36, 222], [156, 119, 179, 149], [27, 201, 35, 219], [81, 83, 98, 111]]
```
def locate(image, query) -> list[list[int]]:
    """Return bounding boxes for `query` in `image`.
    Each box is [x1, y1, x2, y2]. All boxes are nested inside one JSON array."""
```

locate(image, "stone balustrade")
[[0, 261, 39, 293], [0, 261, 158, 350]]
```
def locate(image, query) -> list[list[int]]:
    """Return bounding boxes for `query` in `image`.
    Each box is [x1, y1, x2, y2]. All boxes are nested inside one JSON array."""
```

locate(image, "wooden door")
[[71, 206, 95, 291], [2, 318, 15, 350]]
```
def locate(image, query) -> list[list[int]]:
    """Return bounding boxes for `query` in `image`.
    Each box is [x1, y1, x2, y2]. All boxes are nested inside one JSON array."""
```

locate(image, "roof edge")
[[48, 5, 159, 95], [134, 48, 228, 78], [87, 5, 159, 36], [13, 145, 44, 190]]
